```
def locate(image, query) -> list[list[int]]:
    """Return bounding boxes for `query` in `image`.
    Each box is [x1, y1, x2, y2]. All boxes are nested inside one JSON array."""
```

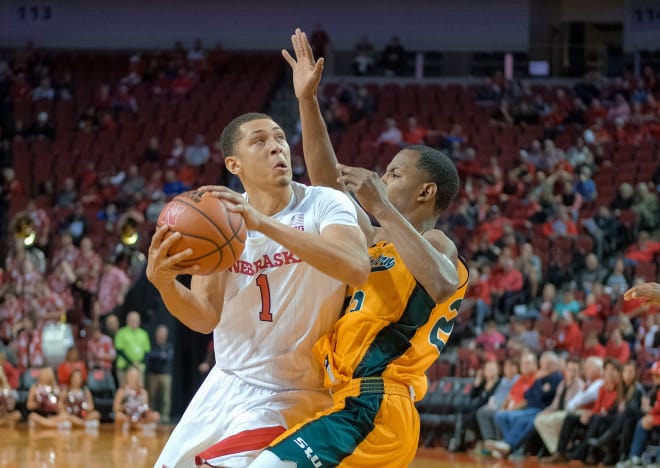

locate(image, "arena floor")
[[0, 425, 552, 467]]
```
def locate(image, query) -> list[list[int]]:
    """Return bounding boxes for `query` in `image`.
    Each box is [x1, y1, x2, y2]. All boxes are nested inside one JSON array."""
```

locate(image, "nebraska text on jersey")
[[229, 251, 302, 276]]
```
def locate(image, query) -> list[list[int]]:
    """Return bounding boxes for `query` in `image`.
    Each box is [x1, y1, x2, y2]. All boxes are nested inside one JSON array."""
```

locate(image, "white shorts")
[[155, 365, 331, 468]]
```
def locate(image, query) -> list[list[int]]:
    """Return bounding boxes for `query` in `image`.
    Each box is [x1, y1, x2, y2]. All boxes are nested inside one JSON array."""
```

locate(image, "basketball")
[[157, 190, 246, 275]]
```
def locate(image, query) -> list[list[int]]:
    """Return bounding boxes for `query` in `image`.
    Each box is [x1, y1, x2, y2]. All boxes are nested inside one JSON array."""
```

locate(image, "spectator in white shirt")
[[184, 134, 210, 167], [376, 117, 403, 146]]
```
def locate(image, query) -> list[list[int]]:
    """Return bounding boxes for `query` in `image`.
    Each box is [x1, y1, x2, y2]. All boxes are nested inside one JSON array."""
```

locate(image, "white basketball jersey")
[[213, 182, 358, 391]]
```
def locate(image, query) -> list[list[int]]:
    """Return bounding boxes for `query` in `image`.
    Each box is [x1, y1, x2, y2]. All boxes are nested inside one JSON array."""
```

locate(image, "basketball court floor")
[[0, 425, 551, 467]]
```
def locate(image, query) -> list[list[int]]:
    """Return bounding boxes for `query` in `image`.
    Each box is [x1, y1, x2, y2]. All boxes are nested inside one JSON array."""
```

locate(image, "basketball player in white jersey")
[[147, 113, 370, 468]]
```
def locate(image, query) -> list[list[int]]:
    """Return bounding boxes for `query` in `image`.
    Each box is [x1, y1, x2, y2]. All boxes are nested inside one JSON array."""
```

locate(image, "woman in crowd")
[[451, 359, 502, 451], [26, 367, 70, 429], [63, 368, 101, 429], [587, 360, 645, 465], [113, 366, 159, 431]]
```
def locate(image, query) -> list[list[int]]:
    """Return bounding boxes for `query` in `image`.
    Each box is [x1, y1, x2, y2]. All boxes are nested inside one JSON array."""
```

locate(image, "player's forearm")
[[373, 205, 458, 304], [299, 97, 377, 241], [157, 280, 219, 334], [298, 96, 344, 190], [258, 218, 369, 286]]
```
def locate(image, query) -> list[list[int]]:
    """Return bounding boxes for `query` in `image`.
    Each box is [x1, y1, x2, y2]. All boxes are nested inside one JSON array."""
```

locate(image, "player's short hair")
[[220, 112, 273, 158], [406, 145, 460, 213]]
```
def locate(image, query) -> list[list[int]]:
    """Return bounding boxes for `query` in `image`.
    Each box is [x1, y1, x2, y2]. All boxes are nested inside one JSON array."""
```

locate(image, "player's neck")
[[246, 184, 294, 216], [407, 210, 437, 234]]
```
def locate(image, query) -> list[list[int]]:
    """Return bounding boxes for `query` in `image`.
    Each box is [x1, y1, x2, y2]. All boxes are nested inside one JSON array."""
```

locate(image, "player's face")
[[231, 119, 292, 188], [380, 149, 428, 216]]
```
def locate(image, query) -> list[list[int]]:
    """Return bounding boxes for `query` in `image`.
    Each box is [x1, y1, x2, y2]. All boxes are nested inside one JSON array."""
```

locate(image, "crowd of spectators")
[[0, 40, 232, 429], [406, 69, 660, 465]]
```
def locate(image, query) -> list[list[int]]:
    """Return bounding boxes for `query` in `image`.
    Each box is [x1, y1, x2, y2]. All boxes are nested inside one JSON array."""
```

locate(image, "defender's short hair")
[[406, 145, 460, 213]]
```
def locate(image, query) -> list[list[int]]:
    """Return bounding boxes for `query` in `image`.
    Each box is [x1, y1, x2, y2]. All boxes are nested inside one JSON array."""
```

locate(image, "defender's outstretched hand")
[[624, 282, 660, 306], [282, 28, 324, 100]]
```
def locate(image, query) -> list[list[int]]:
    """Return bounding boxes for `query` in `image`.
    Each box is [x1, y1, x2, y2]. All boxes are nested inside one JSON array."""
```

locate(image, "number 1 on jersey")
[[256, 274, 272, 321]]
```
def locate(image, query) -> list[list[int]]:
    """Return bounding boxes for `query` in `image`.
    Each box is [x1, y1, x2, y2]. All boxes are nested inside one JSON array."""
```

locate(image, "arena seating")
[[417, 377, 474, 448], [86, 368, 117, 422]]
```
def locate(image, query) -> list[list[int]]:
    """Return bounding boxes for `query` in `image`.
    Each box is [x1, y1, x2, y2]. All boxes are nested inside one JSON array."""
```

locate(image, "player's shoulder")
[[423, 228, 457, 253], [293, 182, 352, 206], [423, 229, 465, 271]]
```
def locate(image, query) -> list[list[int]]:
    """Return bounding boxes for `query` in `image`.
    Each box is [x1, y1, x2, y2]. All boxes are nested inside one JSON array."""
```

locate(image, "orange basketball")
[[157, 190, 246, 275]]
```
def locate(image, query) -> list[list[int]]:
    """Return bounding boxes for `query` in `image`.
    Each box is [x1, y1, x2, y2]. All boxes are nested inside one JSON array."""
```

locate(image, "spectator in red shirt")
[[96, 259, 131, 319], [584, 118, 612, 145], [73, 237, 103, 321], [86, 324, 116, 371], [500, 352, 539, 411], [605, 329, 631, 363], [489, 257, 524, 318], [478, 206, 511, 245], [625, 231, 660, 265], [578, 293, 602, 321], [554, 314, 584, 357], [572, 358, 623, 463], [584, 99, 608, 126], [465, 266, 493, 333], [171, 68, 195, 95], [57, 346, 88, 387], [401, 116, 428, 145], [581, 331, 607, 359], [14, 315, 44, 371], [542, 205, 578, 239]]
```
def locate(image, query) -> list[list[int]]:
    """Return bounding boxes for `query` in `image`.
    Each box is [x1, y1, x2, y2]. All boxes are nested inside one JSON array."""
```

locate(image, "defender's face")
[[380, 149, 427, 215], [229, 119, 292, 188]]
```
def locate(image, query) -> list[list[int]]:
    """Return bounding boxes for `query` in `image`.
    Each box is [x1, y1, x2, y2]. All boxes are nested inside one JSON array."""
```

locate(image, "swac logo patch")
[[161, 203, 185, 227], [370, 255, 395, 272]]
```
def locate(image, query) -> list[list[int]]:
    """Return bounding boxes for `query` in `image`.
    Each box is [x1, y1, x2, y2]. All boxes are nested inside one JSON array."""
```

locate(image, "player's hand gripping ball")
[[157, 190, 246, 275]]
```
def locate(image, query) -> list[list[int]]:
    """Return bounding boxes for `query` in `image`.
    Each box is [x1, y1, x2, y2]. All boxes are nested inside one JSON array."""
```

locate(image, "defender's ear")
[[417, 182, 437, 203]]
